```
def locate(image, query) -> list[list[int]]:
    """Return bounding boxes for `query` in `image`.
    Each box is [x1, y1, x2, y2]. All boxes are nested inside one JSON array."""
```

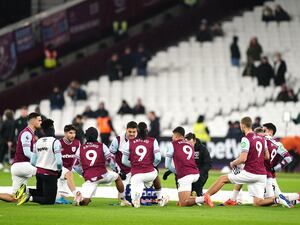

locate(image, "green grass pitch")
[[0, 170, 299, 225]]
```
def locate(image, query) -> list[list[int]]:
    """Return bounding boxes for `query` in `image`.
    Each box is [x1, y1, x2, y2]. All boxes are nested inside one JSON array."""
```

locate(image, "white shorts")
[[130, 170, 158, 201], [228, 170, 266, 199], [57, 167, 72, 196], [177, 174, 200, 192], [81, 171, 119, 199], [11, 162, 37, 194], [265, 178, 282, 198]]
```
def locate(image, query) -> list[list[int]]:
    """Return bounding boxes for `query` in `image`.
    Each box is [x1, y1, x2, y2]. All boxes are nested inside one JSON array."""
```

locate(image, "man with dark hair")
[[205, 117, 292, 208], [56, 124, 81, 204], [17, 119, 63, 205], [72, 115, 84, 144], [110, 121, 138, 201], [75, 127, 128, 206], [185, 133, 212, 197], [263, 123, 277, 135], [0, 112, 42, 202], [165, 127, 211, 207]]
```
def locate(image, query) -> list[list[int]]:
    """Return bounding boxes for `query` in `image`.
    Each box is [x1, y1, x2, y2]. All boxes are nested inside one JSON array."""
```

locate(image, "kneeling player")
[[0, 113, 41, 202], [109, 121, 137, 200], [122, 122, 167, 208], [165, 127, 212, 207], [56, 125, 81, 204], [75, 127, 128, 206], [205, 117, 292, 208], [223, 124, 299, 206]]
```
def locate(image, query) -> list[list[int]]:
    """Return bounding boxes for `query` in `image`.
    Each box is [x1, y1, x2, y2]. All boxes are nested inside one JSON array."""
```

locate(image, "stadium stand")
[[10, 0, 299, 138]]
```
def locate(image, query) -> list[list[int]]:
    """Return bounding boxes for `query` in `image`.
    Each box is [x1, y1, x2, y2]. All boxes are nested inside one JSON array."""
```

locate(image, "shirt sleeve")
[[30, 144, 37, 166], [153, 140, 161, 167], [53, 139, 62, 154], [153, 139, 160, 154], [240, 137, 250, 152], [20, 131, 33, 159], [109, 138, 119, 154], [166, 143, 174, 158], [122, 141, 130, 157], [53, 140, 62, 170], [103, 144, 112, 159]]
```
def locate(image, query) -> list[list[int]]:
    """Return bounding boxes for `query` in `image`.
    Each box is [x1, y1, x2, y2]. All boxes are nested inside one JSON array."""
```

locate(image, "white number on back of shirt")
[[135, 145, 147, 161], [86, 150, 97, 166], [183, 145, 193, 160]]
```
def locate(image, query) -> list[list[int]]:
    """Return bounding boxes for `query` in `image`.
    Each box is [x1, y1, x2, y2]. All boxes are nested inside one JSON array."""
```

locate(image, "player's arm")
[[165, 143, 176, 174], [73, 148, 83, 175], [30, 143, 37, 166], [230, 137, 249, 168], [103, 144, 116, 170], [273, 142, 292, 172], [109, 138, 119, 154], [121, 142, 131, 167], [53, 139, 63, 171], [153, 139, 161, 167], [21, 131, 33, 159]]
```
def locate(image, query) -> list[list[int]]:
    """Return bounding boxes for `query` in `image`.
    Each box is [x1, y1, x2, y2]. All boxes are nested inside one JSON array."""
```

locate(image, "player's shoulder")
[[245, 132, 255, 138], [73, 139, 81, 146], [273, 137, 280, 142], [20, 130, 33, 139]]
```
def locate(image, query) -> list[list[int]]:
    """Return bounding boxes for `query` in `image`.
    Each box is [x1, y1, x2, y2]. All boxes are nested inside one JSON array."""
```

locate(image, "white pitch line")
[[1, 186, 295, 204]]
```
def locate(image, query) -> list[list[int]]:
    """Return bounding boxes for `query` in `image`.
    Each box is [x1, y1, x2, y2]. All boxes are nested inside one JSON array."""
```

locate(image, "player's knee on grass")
[[178, 191, 192, 207], [252, 197, 265, 206]]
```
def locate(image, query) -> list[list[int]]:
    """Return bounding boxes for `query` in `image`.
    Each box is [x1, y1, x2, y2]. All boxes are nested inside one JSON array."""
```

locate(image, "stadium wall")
[[0, 0, 266, 113]]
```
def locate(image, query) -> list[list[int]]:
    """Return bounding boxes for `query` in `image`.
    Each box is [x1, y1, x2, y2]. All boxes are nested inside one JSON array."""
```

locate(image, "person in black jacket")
[[134, 45, 151, 76], [256, 56, 274, 87], [274, 4, 290, 22], [50, 86, 65, 110], [72, 115, 85, 144], [0, 109, 15, 166], [185, 133, 212, 196], [117, 100, 132, 115], [230, 36, 241, 67], [148, 111, 160, 140], [273, 53, 287, 86], [14, 106, 28, 137], [120, 46, 134, 77]]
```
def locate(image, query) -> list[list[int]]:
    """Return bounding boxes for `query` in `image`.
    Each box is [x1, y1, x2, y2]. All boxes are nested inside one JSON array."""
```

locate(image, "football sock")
[[155, 189, 162, 199], [120, 192, 125, 200], [195, 196, 204, 204], [231, 190, 240, 201]]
